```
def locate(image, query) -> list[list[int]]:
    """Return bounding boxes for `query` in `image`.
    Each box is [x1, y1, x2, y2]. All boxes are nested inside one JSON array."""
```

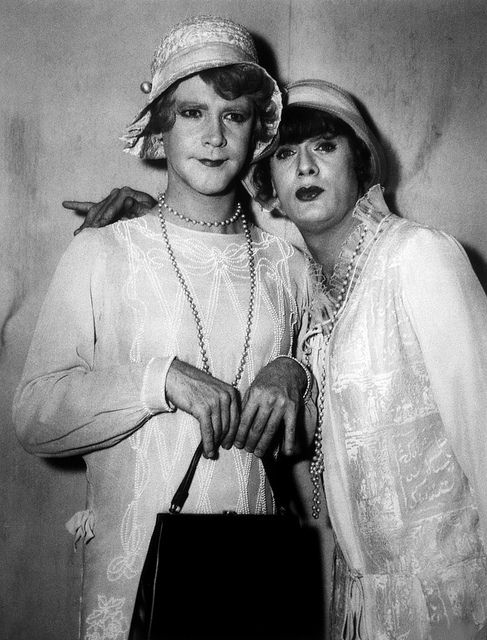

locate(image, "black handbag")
[[128, 442, 324, 640]]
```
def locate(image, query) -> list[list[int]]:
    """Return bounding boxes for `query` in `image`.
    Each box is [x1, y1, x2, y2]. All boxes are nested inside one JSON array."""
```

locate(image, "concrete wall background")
[[1, 1, 486, 638]]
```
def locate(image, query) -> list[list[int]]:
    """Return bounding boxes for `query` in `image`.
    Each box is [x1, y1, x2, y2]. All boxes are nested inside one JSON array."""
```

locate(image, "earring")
[[271, 199, 285, 216]]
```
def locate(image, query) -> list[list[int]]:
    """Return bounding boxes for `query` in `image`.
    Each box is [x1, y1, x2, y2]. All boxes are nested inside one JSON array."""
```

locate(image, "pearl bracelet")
[[273, 355, 312, 402]]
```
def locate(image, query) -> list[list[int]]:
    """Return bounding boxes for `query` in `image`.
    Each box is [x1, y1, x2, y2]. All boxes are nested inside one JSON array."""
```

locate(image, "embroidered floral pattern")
[[85, 595, 128, 640]]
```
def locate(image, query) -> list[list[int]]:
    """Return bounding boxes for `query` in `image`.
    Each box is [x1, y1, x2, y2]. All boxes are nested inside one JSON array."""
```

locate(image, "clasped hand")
[[166, 358, 307, 459]]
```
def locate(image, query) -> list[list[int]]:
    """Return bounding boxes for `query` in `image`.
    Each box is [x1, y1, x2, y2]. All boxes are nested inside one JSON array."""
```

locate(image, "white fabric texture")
[[307, 186, 487, 640], [13, 211, 312, 640]]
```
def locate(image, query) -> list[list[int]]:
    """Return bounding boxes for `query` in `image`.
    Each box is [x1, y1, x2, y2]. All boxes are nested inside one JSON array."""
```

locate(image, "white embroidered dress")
[[13, 210, 312, 640], [308, 186, 487, 640]]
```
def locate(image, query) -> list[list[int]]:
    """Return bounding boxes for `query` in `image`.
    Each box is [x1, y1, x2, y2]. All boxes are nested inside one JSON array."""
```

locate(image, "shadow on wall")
[[464, 245, 487, 295], [253, 34, 281, 87], [0, 265, 23, 352], [353, 96, 402, 215], [46, 456, 85, 472]]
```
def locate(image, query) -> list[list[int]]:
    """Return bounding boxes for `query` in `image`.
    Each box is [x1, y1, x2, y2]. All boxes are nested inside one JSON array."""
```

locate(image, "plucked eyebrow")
[[176, 100, 207, 110], [175, 99, 253, 117], [275, 133, 339, 149]]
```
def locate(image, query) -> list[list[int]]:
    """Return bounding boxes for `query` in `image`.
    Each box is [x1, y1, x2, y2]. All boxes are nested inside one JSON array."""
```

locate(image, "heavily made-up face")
[[269, 133, 359, 235], [162, 74, 255, 198]]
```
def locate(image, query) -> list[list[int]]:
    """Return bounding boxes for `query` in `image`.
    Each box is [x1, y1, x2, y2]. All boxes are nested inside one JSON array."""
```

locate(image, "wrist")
[[272, 355, 312, 402]]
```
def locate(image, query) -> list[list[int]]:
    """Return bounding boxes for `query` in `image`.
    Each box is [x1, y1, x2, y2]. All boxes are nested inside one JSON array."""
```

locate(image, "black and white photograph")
[[2, 1, 487, 639]]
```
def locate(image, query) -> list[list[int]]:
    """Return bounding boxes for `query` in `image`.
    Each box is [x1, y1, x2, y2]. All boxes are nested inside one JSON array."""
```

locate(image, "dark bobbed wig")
[[144, 64, 276, 149], [252, 105, 373, 205]]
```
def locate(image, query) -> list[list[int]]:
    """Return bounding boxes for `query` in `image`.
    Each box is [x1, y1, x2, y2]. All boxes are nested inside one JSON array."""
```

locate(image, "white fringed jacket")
[[307, 186, 487, 639]]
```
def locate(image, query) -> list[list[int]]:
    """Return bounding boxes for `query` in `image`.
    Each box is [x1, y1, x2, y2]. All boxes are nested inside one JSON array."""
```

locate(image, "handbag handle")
[[169, 441, 205, 513], [169, 439, 291, 515]]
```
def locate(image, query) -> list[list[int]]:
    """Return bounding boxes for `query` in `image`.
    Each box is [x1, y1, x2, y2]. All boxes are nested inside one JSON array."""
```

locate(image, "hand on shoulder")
[[63, 187, 156, 235]]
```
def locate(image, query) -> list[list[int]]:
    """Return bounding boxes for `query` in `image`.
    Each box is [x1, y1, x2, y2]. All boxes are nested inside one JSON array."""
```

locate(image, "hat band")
[[149, 42, 258, 104], [288, 99, 372, 142], [287, 85, 358, 119]]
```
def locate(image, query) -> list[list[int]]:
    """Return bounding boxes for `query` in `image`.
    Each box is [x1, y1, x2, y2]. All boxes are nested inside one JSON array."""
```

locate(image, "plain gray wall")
[[1, 1, 486, 638]]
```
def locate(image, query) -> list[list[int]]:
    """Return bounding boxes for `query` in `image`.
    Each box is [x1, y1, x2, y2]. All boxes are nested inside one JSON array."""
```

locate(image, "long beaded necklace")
[[157, 192, 255, 388], [160, 192, 242, 228], [306, 223, 368, 519]]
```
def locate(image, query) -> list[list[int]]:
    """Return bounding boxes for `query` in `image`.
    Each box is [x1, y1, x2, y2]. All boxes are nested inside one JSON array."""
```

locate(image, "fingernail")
[[234, 441, 243, 449]]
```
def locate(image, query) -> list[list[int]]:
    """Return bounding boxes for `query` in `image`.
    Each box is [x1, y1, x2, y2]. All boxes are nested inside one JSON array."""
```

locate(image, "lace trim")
[[327, 185, 390, 303], [352, 183, 391, 225], [303, 185, 393, 358]]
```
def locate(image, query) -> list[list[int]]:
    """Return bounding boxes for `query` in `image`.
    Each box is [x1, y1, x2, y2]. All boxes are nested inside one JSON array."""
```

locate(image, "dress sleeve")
[[400, 227, 487, 544], [12, 230, 173, 458]]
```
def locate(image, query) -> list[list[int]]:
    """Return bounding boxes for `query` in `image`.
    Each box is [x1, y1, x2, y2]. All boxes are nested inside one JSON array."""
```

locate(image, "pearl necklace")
[[306, 223, 368, 519], [158, 193, 255, 388], [160, 192, 242, 228]]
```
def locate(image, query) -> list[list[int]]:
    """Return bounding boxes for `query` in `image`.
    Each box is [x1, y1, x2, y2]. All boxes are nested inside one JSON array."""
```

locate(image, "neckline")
[[309, 185, 392, 318], [146, 207, 249, 237]]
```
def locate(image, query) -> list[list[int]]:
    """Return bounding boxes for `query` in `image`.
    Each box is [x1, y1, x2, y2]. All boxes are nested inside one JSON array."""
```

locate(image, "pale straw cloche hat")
[[121, 15, 282, 162]]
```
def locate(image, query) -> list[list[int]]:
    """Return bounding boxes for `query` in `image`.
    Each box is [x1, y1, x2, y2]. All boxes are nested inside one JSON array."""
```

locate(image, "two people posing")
[[15, 13, 487, 640]]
